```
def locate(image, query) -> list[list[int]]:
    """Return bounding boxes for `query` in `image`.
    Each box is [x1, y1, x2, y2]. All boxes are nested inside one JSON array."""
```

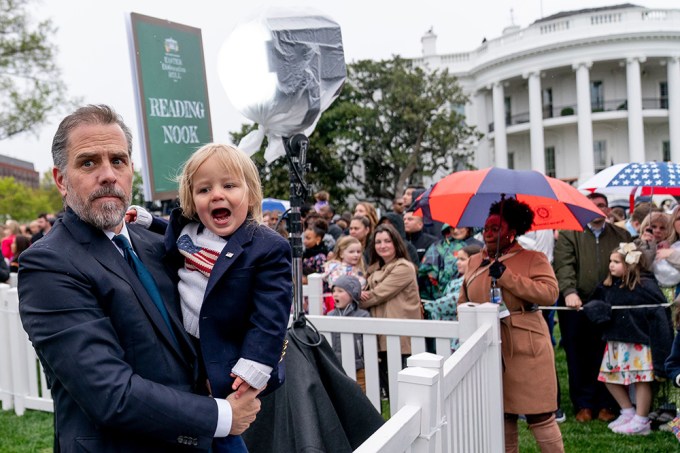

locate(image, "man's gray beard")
[[65, 184, 130, 231]]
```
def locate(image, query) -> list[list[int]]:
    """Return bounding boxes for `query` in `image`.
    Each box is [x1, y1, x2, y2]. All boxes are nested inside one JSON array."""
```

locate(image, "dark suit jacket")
[[19, 208, 218, 453], [165, 209, 293, 399]]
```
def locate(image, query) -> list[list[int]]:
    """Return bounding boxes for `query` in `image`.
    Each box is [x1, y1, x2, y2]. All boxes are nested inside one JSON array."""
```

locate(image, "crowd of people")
[[261, 185, 680, 451], [12, 103, 680, 452], [0, 212, 54, 281]]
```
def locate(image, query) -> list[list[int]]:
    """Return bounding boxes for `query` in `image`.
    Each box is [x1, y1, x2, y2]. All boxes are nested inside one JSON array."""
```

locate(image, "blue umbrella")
[[262, 198, 289, 213]]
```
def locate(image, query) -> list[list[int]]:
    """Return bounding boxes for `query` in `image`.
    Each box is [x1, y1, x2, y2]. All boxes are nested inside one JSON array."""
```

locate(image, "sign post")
[[128, 12, 212, 201]]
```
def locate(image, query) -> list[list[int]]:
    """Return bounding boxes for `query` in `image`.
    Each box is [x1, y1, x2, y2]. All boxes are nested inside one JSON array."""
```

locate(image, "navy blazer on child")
[[165, 208, 293, 399]]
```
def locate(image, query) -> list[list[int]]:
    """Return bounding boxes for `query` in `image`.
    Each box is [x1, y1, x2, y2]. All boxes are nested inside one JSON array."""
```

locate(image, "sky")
[[1, 0, 678, 177]]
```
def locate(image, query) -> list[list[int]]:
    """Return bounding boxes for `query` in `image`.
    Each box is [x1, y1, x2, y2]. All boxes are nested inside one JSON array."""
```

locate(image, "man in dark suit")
[[18, 104, 260, 452]]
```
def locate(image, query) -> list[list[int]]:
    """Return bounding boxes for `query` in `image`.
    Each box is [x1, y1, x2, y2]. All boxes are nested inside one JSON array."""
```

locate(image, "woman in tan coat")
[[459, 198, 563, 453], [360, 224, 423, 396]]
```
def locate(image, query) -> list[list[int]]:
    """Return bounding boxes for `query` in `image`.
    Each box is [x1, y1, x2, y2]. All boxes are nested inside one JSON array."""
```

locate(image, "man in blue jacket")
[[19, 104, 260, 452]]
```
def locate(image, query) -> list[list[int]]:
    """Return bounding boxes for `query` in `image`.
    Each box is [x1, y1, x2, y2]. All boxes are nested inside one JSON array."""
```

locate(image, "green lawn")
[[0, 409, 51, 453], [2, 324, 680, 451], [518, 325, 680, 452]]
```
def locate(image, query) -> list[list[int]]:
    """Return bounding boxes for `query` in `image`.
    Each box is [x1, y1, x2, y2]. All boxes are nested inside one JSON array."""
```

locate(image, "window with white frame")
[[593, 140, 607, 172], [591, 81, 604, 111], [660, 82, 668, 109], [545, 146, 556, 177]]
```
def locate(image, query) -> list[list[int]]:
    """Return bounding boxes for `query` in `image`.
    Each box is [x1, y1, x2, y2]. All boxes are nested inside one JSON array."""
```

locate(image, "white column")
[[492, 82, 508, 168], [626, 57, 646, 162], [573, 62, 595, 183], [668, 57, 680, 162], [526, 71, 546, 172]]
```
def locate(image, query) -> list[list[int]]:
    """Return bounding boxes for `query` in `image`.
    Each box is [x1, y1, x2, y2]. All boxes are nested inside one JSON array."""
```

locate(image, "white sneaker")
[[607, 413, 634, 430], [612, 418, 651, 435]]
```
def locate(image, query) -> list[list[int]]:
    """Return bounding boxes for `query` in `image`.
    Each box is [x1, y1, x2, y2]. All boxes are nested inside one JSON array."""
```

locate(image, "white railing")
[[1, 273, 503, 453], [0, 278, 53, 416], [355, 303, 503, 453]]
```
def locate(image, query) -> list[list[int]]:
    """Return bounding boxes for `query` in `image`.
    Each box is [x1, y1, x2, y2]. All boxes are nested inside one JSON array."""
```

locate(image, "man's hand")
[[227, 387, 261, 435], [565, 293, 582, 309]]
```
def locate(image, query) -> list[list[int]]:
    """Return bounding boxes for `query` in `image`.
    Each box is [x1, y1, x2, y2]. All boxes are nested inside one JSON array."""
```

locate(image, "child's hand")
[[230, 373, 253, 399], [124, 207, 138, 223], [125, 205, 153, 228]]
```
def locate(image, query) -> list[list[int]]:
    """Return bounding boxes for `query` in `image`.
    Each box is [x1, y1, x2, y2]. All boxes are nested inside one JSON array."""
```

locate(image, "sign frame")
[[128, 12, 213, 201]]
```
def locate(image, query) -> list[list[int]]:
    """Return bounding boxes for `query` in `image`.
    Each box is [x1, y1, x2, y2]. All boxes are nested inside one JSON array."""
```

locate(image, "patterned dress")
[[598, 342, 654, 385], [418, 237, 466, 302]]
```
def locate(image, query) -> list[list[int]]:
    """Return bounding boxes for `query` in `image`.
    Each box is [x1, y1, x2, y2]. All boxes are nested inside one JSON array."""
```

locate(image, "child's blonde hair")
[[603, 243, 643, 290], [332, 236, 366, 273], [178, 143, 263, 223]]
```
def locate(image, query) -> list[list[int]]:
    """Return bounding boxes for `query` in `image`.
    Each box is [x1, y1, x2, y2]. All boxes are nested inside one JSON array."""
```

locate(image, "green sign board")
[[129, 12, 212, 200]]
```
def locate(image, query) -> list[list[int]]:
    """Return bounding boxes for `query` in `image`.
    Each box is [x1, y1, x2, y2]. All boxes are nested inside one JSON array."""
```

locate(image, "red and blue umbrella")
[[414, 167, 604, 231]]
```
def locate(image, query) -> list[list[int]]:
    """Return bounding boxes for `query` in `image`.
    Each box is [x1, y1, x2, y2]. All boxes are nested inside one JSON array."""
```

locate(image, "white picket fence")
[[1, 273, 504, 452], [0, 276, 53, 416], [304, 274, 505, 452]]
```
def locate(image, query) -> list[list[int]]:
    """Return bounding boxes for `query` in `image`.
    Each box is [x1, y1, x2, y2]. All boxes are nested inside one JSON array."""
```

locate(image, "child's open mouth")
[[211, 207, 231, 224]]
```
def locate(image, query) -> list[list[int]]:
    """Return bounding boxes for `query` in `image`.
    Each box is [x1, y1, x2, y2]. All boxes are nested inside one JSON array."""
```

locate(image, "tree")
[[131, 169, 145, 206], [336, 57, 480, 208], [0, 176, 62, 221], [0, 0, 72, 139]]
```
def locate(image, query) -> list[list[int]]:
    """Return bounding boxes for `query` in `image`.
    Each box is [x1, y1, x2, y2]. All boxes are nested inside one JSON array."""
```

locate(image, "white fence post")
[[456, 303, 481, 343], [7, 288, 28, 415], [0, 283, 13, 410], [398, 366, 441, 453], [475, 303, 504, 453], [307, 273, 324, 316], [407, 353, 445, 453]]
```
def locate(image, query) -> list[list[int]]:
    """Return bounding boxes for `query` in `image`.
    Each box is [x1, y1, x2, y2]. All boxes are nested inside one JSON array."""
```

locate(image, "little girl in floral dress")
[[590, 242, 673, 435]]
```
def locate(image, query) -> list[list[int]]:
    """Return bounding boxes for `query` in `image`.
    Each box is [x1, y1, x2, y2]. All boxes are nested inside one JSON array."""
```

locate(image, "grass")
[[518, 324, 680, 452], [2, 325, 680, 452], [0, 409, 51, 453]]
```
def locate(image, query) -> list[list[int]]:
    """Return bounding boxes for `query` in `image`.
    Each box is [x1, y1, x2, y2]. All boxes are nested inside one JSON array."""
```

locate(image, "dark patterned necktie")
[[112, 235, 178, 347]]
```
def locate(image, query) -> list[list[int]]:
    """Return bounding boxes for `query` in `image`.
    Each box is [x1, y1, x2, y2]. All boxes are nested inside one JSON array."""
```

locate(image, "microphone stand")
[[283, 134, 309, 322], [283, 134, 322, 346]]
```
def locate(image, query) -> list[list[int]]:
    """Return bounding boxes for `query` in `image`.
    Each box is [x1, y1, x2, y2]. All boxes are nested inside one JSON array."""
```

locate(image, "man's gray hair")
[[52, 105, 133, 172]]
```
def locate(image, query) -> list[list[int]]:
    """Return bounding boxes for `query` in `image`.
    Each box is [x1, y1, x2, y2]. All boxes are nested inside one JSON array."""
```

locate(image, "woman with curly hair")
[[458, 197, 564, 452]]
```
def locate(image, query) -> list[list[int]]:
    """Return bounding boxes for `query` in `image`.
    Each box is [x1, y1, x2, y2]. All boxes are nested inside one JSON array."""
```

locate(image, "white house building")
[[414, 3, 680, 184]]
